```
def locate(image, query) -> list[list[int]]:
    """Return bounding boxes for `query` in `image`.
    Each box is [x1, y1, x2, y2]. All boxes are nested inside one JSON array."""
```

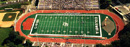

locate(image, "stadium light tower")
[[35, 33, 40, 46], [83, 34, 86, 47]]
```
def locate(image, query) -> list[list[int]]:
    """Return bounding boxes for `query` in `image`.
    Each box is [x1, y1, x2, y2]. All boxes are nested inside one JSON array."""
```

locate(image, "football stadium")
[[15, 10, 124, 45]]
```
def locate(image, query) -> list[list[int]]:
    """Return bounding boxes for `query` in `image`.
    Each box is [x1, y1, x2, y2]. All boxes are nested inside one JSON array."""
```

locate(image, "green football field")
[[30, 14, 102, 37]]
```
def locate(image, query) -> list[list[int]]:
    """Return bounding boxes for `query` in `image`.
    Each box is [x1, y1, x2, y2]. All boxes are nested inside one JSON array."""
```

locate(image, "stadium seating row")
[[38, 0, 99, 10]]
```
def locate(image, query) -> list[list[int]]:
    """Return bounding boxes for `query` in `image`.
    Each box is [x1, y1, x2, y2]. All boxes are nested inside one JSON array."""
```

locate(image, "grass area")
[[0, 27, 13, 47], [0, 1, 6, 4], [31, 14, 101, 36]]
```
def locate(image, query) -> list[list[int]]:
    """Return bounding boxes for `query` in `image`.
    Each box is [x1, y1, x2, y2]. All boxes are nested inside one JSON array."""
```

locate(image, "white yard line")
[[52, 16, 55, 34], [49, 16, 52, 34], [59, 16, 61, 34], [30, 15, 38, 34], [63, 16, 65, 35], [30, 34, 102, 37], [37, 14, 99, 16], [67, 16, 69, 35], [46, 16, 49, 34], [90, 16, 91, 35], [45, 16, 49, 34], [54, 16, 57, 34], [39, 16, 43, 34]]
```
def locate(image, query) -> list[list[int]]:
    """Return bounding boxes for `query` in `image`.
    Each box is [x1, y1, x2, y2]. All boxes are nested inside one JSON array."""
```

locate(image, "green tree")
[[96, 44, 105, 47], [23, 39, 32, 47], [105, 44, 113, 47], [17, 44, 24, 47], [111, 40, 120, 47], [96, 23, 130, 47], [14, 36, 25, 45], [119, 31, 130, 47], [115, 23, 130, 47], [100, 0, 112, 9], [2, 31, 32, 47], [119, 0, 130, 4], [6, 42, 16, 47]]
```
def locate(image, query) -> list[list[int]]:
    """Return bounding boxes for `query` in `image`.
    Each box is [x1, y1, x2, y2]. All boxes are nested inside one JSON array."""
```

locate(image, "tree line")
[[2, 31, 32, 47]]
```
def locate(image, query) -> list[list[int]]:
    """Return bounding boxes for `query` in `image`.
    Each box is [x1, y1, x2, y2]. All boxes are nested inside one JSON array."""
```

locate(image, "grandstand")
[[38, 0, 99, 10]]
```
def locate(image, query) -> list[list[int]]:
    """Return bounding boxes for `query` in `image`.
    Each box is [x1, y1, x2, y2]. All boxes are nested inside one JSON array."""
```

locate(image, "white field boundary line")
[[30, 15, 38, 34], [30, 14, 102, 37], [30, 34, 101, 37], [98, 15, 102, 37], [37, 14, 100, 16]]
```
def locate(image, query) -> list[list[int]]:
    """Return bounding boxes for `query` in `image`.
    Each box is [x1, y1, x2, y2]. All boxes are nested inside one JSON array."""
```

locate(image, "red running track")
[[15, 10, 124, 44]]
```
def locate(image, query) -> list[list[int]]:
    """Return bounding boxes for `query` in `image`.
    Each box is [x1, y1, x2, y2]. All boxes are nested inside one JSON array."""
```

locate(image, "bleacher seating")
[[38, 0, 99, 10]]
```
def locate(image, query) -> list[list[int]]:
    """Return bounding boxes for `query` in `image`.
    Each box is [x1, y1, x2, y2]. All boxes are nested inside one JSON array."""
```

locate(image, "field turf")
[[30, 14, 102, 37]]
